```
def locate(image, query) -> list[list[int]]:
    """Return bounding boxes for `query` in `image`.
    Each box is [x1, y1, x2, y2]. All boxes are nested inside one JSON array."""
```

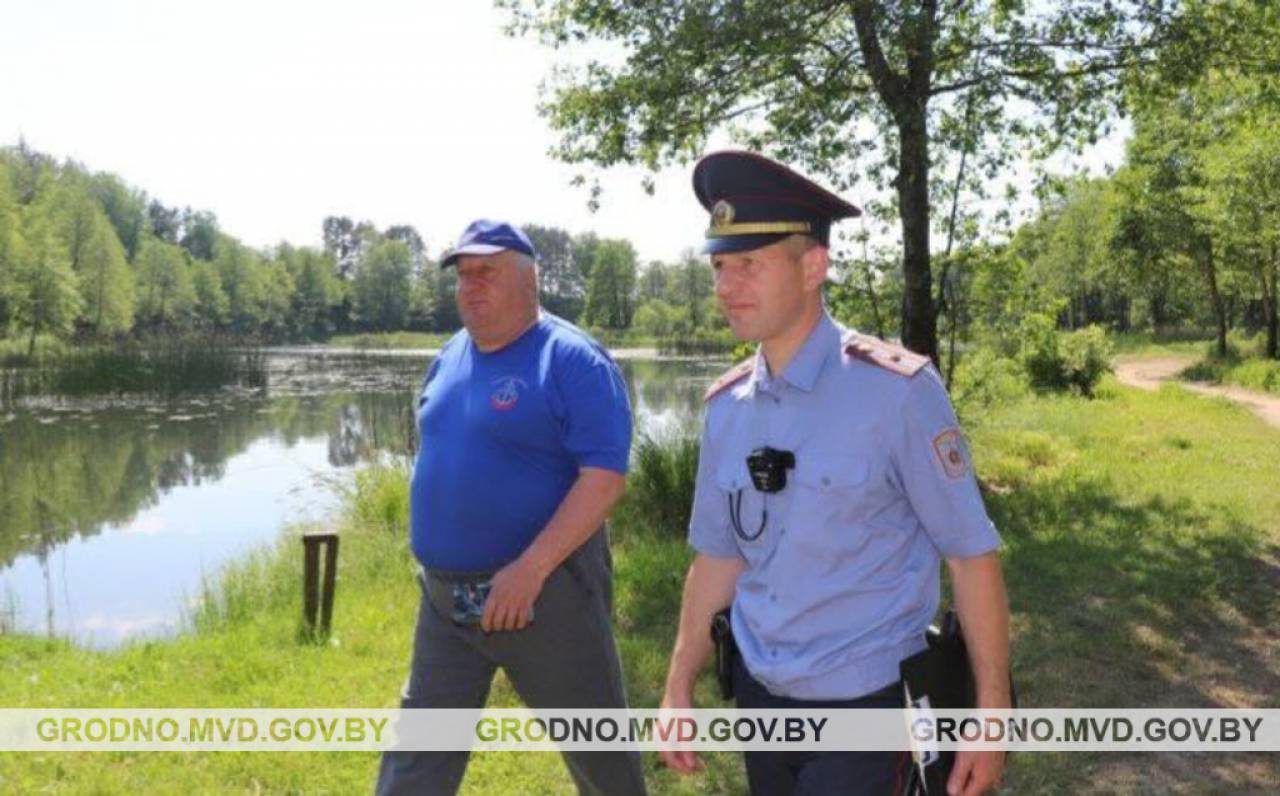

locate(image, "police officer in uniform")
[[658, 151, 1010, 795]]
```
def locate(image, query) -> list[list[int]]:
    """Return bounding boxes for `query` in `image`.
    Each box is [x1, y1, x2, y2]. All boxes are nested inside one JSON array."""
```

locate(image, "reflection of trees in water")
[[0, 389, 418, 569], [619, 361, 720, 431], [328, 393, 417, 467], [0, 358, 708, 570]]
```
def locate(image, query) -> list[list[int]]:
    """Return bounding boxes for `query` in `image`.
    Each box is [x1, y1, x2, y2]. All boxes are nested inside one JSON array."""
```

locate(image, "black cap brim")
[[702, 233, 794, 255]]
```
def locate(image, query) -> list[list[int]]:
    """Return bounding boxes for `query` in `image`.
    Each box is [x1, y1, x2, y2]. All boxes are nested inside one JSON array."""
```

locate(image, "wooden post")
[[302, 532, 339, 636]]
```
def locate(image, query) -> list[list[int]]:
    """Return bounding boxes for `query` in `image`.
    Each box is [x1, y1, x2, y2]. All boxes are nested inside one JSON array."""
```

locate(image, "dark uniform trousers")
[[734, 655, 910, 796], [375, 530, 647, 796]]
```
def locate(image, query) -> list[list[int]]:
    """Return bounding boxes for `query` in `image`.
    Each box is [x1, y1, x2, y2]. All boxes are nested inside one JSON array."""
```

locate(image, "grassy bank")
[[0, 340, 265, 402], [326, 331, 455, 351], [1106, 330, 1216, 358], [1181, 334, 1280, 395], [3, 376, 1279, 792]]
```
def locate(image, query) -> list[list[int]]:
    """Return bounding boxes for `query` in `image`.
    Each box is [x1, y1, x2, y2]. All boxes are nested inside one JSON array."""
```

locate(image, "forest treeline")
[[836, 68, 1279, 367], [0, 143, 722, 357], [1, 67, 1276, 361]]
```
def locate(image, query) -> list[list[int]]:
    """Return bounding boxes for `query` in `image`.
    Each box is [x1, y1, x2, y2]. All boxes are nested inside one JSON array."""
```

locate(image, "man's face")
[[454, 251, 537, 343], [711, 236, 824, 343]]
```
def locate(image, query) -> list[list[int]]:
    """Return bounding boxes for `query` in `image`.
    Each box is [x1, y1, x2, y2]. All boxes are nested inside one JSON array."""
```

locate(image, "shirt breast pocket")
[[790, 454, 874, 531]]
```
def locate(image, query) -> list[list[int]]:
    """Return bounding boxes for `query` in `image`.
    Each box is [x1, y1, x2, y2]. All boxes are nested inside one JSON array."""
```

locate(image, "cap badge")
[[711, 200, 735, 229]]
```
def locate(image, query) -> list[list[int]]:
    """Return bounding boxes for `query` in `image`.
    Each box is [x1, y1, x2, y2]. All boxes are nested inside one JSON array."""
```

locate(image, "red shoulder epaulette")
[[703, 358, 754, 402], [842, 331, 929, 377]]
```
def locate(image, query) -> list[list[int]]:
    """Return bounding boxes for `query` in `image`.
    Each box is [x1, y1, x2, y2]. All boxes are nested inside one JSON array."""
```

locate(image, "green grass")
[[1106, 330, 1216, 358], [0, 342, 265, 400], [0, 334, 72, 366], [327, 331, 456, 351], [614, 431, 700, 540], [1176, 331, 1280, 394], [1183, 353, 1280, 395], [3, 379, 1280, 792]]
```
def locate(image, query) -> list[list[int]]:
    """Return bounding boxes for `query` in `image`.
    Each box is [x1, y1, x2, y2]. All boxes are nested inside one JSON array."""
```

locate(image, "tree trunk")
[[897, 113, 937, 362], [1198, 236, 1228, 357], [850, 0, 938, 362], [862, 264, 885, 340], [28, 322, 37, 359], [1265, 244, 1278, 359]]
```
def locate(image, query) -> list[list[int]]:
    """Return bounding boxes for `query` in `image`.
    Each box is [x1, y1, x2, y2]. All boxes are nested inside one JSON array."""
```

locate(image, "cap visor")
[[701, 233, 792, 256], [441, 243, 507, 268]]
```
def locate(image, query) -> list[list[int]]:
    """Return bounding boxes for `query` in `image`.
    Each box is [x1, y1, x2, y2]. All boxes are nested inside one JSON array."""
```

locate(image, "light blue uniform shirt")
[[689, 311, 1000, 700]]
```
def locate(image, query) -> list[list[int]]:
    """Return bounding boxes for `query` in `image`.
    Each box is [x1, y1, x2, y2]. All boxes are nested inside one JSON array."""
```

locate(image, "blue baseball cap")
[[692, 150, 861, 255], [440, 219, 538, 268]]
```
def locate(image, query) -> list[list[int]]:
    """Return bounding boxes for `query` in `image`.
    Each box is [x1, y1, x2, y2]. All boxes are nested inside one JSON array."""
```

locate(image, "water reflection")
[[0, 352, 725, 647]]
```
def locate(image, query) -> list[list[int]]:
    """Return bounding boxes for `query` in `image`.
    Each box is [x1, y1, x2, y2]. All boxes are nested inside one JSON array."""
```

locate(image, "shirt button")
[[770, 649, 777, 658], [770, 593, 777, 603], [821, 476, 831, 487]]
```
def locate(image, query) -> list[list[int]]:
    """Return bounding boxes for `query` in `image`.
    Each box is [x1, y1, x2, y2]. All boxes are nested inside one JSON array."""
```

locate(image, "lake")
[[0, 350, 725, 648]]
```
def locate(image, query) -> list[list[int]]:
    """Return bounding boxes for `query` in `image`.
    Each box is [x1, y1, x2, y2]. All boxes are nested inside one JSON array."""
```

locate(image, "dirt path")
[[1114, 355, 1280, 429]]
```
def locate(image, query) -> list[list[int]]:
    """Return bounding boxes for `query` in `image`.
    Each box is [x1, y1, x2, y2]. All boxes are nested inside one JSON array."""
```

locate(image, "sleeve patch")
[[932, 429, 970, 479]]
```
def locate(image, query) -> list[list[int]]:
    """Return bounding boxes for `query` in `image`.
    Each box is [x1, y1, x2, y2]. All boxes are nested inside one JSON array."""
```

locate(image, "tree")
[[213, 236, 268, 333], [323, 216, 379, 281], [1023, 178, 1127, 330], [179, 209, 219, 261], [147, 200, 182, 244], [280, 245, 340, 339], [0, 160, 23, 331], [259, 259, 295, 339], [1199, 104, 1280, 358], [667, 251, 712, 330], [638, 261, 669, 303], [12, 207, 82, 355], [1113, 91, 1230, 355], [525, 224, 584, 320], [582, 238, 637, 329], [191, 259, 229, 330], [385, 224, 426, 264], [86, 173, 147, 261], [4, 139, 54, 204], [353, 240, 413, 331], [55, 186, 100, 274], [426, 265, 462, 332], [501, 0, 1259, 360], [76, 215, 134, 335], [135, 239, 197, 330]]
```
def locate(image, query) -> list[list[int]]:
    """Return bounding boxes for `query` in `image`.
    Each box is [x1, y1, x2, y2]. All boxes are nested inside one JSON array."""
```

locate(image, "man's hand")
[[481, 555, 548, 632], [947, 749, 1004, 795], [657, 688, 702, 774]]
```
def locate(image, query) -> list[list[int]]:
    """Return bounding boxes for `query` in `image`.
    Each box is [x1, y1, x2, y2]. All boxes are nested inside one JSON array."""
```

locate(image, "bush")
[[620, 432, 700, 537], [1017, 314, 1064, 390], [1059, 326, 1114, 397], [952, 348, 1030, 420], [1016, 315, 1113, 396]]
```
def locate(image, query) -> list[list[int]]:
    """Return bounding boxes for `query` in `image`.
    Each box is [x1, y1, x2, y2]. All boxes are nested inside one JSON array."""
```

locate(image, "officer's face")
[[455, 251, 538, 347], [711, 236, 826, 343]]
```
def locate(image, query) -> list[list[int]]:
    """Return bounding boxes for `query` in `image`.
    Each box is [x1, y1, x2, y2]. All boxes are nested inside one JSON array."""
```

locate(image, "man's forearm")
[[665, 553, 745, 695], [517, 466, 626, 579], [947, 551, 1011, 706]]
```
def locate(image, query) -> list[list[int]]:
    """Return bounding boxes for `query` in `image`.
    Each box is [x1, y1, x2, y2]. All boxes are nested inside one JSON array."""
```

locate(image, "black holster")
[[710, 608, 736, 701], [900, 610, 1017, 795]]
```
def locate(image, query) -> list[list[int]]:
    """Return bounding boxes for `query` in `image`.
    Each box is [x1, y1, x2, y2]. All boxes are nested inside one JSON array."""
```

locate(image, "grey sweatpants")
[[375, 531, 647, 796]]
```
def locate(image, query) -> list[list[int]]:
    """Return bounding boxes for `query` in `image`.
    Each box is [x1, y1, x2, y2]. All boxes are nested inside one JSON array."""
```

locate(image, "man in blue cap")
[[658, 153, 1010, 795], [376, 219, 646, 795]]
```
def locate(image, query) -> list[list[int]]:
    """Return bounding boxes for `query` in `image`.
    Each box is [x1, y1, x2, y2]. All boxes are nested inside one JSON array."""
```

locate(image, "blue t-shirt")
[[410, 314, 632, 571]]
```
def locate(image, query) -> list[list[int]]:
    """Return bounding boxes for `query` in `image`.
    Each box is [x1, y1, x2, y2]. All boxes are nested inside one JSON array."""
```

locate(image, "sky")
[[1, 0, 1125, 265]]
